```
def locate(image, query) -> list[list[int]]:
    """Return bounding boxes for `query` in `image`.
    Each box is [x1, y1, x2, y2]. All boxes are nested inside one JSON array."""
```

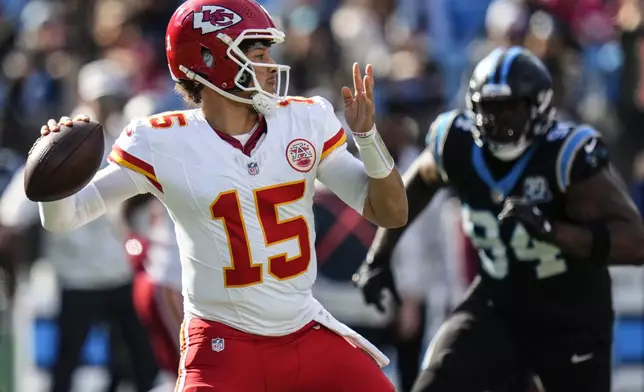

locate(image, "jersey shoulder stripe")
[[108, 145, 163, 192], [322, 128, 347, 161], [426, 110, 461, 175], [555, 125, 600, 192]]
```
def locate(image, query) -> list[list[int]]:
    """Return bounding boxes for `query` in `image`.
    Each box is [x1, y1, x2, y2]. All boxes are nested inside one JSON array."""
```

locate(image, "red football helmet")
[[166, 0, 290, 112]]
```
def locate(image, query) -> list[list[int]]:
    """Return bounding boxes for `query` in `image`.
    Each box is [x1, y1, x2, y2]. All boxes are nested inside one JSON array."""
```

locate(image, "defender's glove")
[[352, 255, 402, 313], [498, 197, 556, 243]]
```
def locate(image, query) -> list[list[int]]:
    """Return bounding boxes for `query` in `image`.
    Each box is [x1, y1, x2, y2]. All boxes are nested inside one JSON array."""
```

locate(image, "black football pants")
[[411, 282, 612, 392], [50, 283, 158, 392]]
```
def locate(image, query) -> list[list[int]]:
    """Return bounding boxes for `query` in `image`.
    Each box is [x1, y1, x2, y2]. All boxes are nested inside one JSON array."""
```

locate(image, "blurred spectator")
[[0, 165, 158, 392], [616, 0, 644, 181], [0, 147, 23, 301], [0, 53, 159, 392], [423, 0, 493, 106], [71, 59, 131, 135], [0, 0, 73, 155]]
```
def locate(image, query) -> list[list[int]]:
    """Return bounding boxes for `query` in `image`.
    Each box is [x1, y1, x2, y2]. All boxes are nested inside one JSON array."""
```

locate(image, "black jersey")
[[426, 110, 613, 330]]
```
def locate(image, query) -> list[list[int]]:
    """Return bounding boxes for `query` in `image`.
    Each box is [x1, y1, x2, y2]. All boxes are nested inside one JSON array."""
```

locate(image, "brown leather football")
[[24, 120, 105, 202]]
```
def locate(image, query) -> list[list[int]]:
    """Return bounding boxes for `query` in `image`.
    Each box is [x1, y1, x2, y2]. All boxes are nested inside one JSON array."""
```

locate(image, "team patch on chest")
[[286, 139, 316, 173], [522, 175, 552, 203]]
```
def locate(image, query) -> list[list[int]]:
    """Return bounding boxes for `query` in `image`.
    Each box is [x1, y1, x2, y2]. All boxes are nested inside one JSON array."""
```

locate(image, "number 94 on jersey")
[[462, 207, 567, 280]]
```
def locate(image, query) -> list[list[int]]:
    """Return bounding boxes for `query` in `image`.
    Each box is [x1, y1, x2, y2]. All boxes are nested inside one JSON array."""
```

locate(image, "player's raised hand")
[[341, 62, 375, 135], [41, 114, 91, 136]]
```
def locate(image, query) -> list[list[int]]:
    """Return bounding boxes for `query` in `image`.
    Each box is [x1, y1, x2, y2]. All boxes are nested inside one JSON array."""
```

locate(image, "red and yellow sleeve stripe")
[[321, 128, 347, 161], [108, 146, 163, 192]]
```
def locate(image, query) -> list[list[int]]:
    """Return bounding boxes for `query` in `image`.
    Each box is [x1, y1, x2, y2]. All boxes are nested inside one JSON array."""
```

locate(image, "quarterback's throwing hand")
[[498, 197, 556, 243], [41, 114, 91, 136], [341, 63, 375, 135]]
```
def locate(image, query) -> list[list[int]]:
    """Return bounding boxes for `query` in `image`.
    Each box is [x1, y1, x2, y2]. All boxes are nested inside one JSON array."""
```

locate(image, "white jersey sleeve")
[[316, 96, 348, 163], [39, 164, 146, 232], [314, 96, 369, 214], [108, 120, 164, 196]]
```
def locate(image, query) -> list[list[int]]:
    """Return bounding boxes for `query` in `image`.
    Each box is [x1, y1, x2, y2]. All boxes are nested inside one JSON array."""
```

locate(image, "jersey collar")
[[213, 117, 267, 157]]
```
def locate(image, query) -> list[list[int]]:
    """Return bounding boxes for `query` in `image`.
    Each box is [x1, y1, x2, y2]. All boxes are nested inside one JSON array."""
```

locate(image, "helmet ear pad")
[[201, 46, 215, 69], [198, 43, 252, 91]]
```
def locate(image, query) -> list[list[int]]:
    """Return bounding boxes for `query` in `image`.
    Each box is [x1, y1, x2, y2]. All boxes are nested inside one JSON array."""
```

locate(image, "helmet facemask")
[[227, 32, 290, 99], [465, 46, 558, 161], [468, 89, 555, 161], [473, 98, 532, 160], [178, 27, 290, 115]]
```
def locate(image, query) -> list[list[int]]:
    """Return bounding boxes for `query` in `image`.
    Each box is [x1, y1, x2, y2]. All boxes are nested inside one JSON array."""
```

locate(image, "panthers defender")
[[37, 0, 407, 391], [355, 47, 644, 392]]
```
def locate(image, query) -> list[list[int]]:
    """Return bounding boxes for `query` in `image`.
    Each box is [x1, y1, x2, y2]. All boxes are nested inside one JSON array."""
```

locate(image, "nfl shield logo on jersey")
[[211, 337, 225, 352], [523, 176, 552, 203], [247, 161, 260, 175]]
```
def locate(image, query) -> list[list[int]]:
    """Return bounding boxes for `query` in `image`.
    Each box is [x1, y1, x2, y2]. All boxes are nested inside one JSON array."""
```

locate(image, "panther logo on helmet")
[[193, 5, 242, 35]]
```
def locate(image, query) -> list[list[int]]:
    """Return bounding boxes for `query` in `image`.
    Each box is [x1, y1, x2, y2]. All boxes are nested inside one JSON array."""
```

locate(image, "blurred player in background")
[[356, 46, 644, 392], [0, 167, 158, 392], [124, 194, 183, 389], [36, 0, 408, 391]]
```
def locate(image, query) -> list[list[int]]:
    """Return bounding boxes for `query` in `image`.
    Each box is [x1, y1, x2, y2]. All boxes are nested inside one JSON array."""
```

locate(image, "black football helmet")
[[466, 46, 556, 160]]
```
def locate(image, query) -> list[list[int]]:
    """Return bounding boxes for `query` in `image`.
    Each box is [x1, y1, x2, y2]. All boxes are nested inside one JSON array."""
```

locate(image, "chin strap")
[[251, 93, 278, 116]]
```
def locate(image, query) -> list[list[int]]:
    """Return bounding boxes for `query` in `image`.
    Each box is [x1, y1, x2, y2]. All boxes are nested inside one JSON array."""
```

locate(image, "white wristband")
[[353, 124, 395, 179]]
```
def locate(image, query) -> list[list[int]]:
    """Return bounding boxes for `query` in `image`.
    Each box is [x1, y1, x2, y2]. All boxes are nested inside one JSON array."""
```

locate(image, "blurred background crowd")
[[0, 0, 643, 391]]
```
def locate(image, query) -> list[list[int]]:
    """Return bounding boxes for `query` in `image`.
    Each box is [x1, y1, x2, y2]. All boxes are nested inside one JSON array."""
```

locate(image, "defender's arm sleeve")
[[315, 96, 368, 214]]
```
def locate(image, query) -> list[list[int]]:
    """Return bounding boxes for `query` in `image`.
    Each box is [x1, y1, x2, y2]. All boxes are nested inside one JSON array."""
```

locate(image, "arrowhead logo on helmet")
[[194, 5, 243, 34]]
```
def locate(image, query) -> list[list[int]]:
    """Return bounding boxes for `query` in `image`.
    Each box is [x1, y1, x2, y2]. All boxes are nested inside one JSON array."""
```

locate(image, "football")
[[24, 120, 105, 202]]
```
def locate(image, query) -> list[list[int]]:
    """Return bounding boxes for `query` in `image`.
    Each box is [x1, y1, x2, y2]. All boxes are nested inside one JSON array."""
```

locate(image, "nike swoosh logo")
[[571, 353, 594, 363], [584, 138, 597, 154]]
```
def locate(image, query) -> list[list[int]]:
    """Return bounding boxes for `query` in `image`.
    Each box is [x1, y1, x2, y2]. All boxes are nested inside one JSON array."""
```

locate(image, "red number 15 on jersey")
[[210, 180, 311, 288]]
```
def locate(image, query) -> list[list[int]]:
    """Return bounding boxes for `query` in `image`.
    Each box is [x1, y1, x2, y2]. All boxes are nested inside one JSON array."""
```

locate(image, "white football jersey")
[[108, 96, 349, 335]]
